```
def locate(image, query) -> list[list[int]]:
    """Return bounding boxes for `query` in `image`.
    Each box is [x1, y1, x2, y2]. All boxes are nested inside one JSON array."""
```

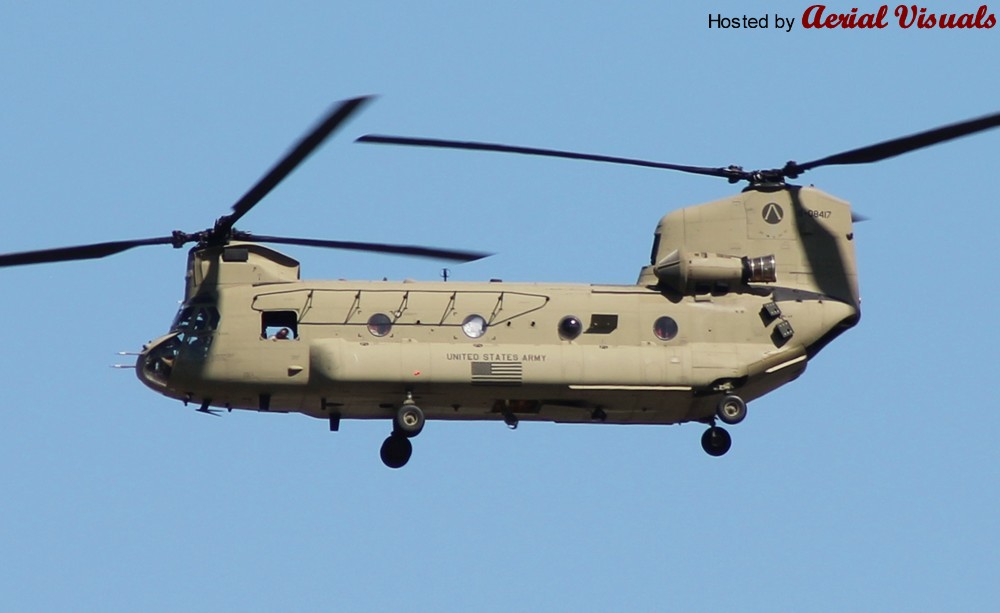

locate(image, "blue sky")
[[1, 2, 997, 611]]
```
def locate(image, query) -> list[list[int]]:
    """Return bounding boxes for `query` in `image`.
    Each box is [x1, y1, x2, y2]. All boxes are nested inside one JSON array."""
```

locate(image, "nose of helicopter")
[[135, 332, 181, 393]]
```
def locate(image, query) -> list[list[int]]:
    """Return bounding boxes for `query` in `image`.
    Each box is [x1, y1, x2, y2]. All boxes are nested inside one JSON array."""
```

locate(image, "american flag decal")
[[471, 361, 523, 386]]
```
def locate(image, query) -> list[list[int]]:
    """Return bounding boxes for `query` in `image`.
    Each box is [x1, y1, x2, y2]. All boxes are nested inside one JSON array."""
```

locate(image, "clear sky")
[[1, 2, 997, 611]]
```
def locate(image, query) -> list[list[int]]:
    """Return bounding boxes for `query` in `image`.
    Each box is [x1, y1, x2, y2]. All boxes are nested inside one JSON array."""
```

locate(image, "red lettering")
[[806, 3, 995, 30], [866, 5, 889, 28], [802, 4, 889, 28], [802, 4, 826, 28], [879, 4, 890, 26], [896, 5, 916, 28], [897, 4, 996, 29], [977, 5, 997, 28]]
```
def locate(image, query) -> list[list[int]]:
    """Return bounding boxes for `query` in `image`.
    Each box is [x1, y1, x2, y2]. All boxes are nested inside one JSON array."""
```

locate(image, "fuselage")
[[137, 276, 854, 425], [137, 185, 861, 428]]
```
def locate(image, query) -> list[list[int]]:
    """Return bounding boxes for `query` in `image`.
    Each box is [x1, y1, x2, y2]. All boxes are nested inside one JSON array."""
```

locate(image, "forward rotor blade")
[[358, 135, 741, 180], [246, 234, 491, 262], [220, 96, 374, 233], [792, 111, 1000, 174], [0, 236, 177, 268]]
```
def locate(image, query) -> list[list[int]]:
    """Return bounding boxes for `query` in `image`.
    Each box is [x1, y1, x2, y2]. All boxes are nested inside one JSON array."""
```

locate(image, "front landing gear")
[[701, 425, 732, 457], [380, 394, 425, 469]]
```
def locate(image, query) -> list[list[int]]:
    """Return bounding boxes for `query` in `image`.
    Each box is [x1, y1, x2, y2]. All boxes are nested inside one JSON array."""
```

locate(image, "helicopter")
[[2, 96, 998, 468]]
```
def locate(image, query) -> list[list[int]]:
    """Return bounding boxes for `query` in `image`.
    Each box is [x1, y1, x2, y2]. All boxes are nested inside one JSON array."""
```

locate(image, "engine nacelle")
[[654, 249, 775, 292]]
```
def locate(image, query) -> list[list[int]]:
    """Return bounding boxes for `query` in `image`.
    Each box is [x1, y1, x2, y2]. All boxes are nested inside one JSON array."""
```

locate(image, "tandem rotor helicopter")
[[3, 96, 999, 468]]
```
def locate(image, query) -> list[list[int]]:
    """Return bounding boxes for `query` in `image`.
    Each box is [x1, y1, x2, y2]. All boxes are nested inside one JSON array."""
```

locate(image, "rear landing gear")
[[380, 394, 425, 469], [701, 425, 732, 457], [700, 393, 744, 456], [716, 394, 747, 425], [380, 434, 413, 469]]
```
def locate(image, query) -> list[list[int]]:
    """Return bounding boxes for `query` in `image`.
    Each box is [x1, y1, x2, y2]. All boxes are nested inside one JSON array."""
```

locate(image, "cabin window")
[[587, 314, 618, 334], [262, 310, 298, 340], [461, 314, 487, 339], [367, 313, 393, 337], [558, 316, 583, 340], [653, 316, 678, 341]]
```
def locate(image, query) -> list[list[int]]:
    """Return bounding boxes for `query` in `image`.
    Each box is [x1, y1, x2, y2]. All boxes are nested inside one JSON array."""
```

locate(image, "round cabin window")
[[367, 313, 393, 337], [653, 316, 678, 341], [558, 316, 583, 340], [462, 314, 487, 339]]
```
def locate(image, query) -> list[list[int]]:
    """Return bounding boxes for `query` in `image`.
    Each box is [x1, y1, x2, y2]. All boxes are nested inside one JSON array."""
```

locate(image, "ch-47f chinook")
[[3, 97, 998, 468]]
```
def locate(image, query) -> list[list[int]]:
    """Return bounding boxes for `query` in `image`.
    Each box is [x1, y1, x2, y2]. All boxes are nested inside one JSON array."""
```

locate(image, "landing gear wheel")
[[380, 434, 413, 469], [394, 404, 425, 437], [701, 426, 732, 457], [716, 395, 747, 425]]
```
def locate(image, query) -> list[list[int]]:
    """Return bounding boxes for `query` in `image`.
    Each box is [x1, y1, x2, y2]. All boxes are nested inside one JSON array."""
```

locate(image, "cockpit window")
[[192, 309, 210, 331], [172, 305, 221, 333], [165, 304, 220, 362], [172, 307, 195, 330], [190, 307, 220, 331]]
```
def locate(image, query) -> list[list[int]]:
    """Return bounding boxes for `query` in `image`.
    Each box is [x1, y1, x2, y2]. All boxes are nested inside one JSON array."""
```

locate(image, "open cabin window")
[[261, 310, 298, 340]]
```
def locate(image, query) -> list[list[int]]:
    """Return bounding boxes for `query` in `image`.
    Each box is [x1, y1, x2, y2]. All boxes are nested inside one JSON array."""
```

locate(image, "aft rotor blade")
[[220, 96, 374, 233], [0, 236, 177, 268], [357, 134, 742, 180], [792, 111, 1000, 174], [247, 234, 491, 262]]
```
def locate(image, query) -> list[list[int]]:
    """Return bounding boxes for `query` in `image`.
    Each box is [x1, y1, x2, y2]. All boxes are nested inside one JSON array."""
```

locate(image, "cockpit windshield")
[[141, 302, 222, 390], [140, 300, 220, 391], [172, 303, 221, 333]]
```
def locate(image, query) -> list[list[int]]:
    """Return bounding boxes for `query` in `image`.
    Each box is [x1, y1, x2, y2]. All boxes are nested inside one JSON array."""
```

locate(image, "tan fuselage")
[[137, 185, 860, 428]]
